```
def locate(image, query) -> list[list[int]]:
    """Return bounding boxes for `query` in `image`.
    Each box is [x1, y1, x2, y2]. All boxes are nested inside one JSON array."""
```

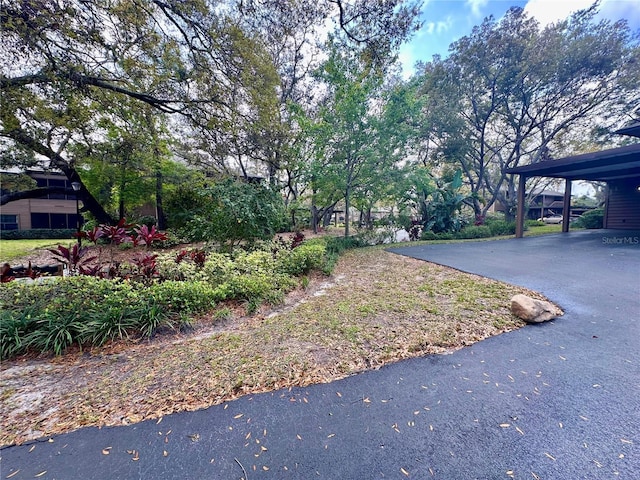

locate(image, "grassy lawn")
[[0, 243, 552, 446], [524, 224, 585, 236], [0, 239, 66, 262]]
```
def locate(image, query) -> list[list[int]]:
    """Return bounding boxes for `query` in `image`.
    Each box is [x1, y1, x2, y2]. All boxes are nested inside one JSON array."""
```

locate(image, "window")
[[50, 213, 69, 229], [30, 213, 79, 229], [0, 214, 19, 230], [48, 179, 67, 200], [31, 213, 50, 229], [32, 176, 75, 199]]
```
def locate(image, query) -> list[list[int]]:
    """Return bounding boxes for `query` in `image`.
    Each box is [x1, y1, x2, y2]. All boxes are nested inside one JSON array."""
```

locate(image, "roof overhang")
[[614, 122, 640, 138], [506, 143, 640, 182]]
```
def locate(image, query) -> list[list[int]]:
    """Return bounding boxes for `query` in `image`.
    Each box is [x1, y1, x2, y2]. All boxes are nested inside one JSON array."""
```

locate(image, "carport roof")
[[506, 142, 640, 181]]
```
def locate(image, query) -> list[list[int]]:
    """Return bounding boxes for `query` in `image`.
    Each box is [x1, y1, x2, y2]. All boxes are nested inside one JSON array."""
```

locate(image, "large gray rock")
[[510, 294, 563, 323]]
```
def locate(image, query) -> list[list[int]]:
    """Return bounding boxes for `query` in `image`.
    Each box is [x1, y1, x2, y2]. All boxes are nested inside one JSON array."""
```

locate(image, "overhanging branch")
[[1, 187, 71, 205]]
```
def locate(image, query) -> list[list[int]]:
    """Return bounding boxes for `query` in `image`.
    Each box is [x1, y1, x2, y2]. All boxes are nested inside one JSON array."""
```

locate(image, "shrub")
[[199, 253, 236, 284], [0, 277, 181, 356], [526, 219, 546, 227], [225, 272, 295, 305], [0, 236, 335, 358], [0, 229, 76, 240], [24, 310, 86, 356], [574, 208, 604, 229], [180, 179, 288, 249], [148, 281, 218, 314], [276, 244, 326, 275], [156, 253, 200, 281], [133, 215, 157, 228], [233, 250, 277, 275], [420, 230, 439, 241], [324, 235, 369, 256], [456, 225, 492, 239], [487, 220, 517, 236]]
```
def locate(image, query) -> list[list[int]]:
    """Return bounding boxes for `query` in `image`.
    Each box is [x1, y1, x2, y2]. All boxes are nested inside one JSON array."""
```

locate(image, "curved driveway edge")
[[1, 230, 639, 479]]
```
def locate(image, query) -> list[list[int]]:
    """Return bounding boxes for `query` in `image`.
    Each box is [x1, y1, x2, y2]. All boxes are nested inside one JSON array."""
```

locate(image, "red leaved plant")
[[133, 225, 168, 248], [48, 244, 97, 274], [132, 253, 159, 282]]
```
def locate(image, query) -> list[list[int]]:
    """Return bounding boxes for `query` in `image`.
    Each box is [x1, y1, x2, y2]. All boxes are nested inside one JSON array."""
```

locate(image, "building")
[[508, 123, 640, 237]]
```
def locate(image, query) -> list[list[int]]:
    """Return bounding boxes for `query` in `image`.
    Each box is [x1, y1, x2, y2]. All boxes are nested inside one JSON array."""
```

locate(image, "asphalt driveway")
[[1, 229, 639, 479]]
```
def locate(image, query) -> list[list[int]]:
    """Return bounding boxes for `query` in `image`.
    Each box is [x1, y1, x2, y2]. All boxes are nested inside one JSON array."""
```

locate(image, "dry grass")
[[0, 245, 546, 446]]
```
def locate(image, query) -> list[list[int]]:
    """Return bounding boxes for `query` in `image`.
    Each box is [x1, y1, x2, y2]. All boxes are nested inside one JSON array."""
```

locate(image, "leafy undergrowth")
[[0, 246, 546, 446]]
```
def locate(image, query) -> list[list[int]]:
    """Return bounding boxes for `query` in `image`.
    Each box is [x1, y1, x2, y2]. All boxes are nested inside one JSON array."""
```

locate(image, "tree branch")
[[1, 187, 72, 206]]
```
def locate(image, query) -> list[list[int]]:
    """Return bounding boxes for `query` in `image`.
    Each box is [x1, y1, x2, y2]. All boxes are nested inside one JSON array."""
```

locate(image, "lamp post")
[[71, 181, 81, 247]]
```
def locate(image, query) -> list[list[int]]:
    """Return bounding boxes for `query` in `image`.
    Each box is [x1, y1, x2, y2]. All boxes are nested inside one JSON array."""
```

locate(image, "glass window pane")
[[31, 213, 50, 229], [50, 213, 68, 229]]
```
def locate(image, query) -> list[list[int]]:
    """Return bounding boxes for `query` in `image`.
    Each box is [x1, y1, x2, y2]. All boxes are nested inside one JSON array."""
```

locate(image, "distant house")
[[1, 171, 81, 231], [492, 189, 594, 220], [527, 190, 565, 219], [508, 123, 640, 237]]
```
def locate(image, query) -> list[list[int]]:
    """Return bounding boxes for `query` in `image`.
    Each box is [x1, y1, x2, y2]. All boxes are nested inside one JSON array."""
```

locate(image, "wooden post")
[[515, 175, 526, 238], [562, 179, 572, 233]]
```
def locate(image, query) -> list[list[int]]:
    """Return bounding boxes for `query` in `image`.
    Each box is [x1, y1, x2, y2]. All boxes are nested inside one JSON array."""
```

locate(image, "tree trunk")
[[323, 205, 334, 228], [311, 204, 319, 234], [344, 191, 350, 237], [155, 169, 167, 229], [78, 183, 115, 225]]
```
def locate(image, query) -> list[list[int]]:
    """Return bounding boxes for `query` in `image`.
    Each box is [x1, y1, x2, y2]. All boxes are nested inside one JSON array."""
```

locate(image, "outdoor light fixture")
[[71, 182, 82, 247]]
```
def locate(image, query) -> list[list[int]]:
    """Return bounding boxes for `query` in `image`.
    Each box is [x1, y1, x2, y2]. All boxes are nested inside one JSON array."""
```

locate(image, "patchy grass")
[[0, 239, 63, 262], [0, 245, 549, 446], [524, 223, 585, 236]]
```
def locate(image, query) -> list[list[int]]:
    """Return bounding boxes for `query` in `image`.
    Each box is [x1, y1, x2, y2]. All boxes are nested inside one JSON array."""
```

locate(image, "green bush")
[[24, 310, 85, 356], [0, 229, 76, 240], [179, 179, 289, 249], [525, 219, 546, 227], [276, 244, 327, 275], [233, 250, 277, 275], [324, 235, 369, 255], [574, 208, 604, 229], [456, 225, 492, 239], [487, 220, 517, 236], [200, 253, 236, 283], [420, 231, 439, 241], [225, 272, 296, 305], [148, 281, 218, 314], [0, 277, 197, 357]]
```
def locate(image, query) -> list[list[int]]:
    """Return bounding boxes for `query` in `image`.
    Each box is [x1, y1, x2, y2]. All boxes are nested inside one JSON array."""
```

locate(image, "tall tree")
[[415, 5, 639, 220], [308, 41, 391, 236], [0, 0, 276, 222]]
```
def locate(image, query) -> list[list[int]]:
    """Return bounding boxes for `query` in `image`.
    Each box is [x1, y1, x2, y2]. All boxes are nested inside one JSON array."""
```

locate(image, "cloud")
[[422, 16, 454, 35], [437, 16, 454, 33], [466, 0, 489, 17], [523, 0, 640, 29], [423, 22, 436, 35], [524, 0, 594, 26]]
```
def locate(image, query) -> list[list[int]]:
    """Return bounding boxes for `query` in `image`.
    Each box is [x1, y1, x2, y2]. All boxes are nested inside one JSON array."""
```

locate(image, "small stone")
[[510, 294, 563, 323]]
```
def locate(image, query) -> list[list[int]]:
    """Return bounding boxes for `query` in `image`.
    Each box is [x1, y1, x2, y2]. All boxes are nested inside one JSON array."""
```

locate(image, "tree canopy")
[[1, 1, 637, 236], [413, 6, 639, 220], [1, 0, 420, 224]]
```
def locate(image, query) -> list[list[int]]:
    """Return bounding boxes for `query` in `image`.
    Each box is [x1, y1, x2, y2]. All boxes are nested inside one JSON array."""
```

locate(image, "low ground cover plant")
[[0, 224, 335, 359]]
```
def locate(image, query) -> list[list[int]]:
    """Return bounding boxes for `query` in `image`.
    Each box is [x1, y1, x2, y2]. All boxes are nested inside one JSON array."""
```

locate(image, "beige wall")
[[2, 199, 77, 230]]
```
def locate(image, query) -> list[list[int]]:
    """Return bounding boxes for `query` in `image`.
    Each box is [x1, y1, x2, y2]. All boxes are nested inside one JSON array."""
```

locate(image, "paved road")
[[2, 230, 639, 479]]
